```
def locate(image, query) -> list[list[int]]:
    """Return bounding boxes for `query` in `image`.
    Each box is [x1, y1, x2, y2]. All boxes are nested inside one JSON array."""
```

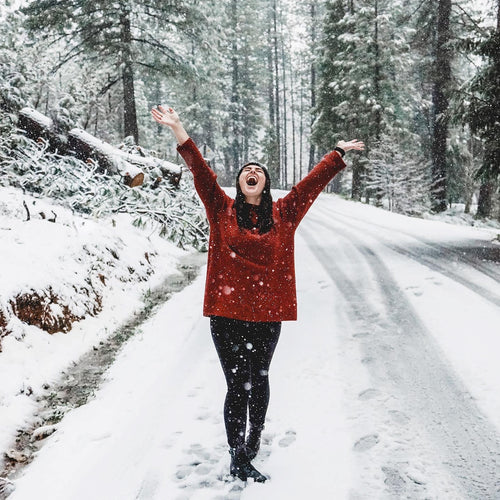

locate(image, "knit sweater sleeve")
[[177, 138, 229, 222], [278, 150, 346, 226]]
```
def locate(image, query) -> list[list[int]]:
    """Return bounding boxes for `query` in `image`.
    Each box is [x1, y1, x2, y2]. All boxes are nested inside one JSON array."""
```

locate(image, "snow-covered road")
[[6, 194, 500, 499]]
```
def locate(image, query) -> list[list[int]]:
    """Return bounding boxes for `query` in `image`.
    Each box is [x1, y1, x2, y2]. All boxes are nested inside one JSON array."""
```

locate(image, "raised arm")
[[278, 139, 364, 226], [151, 106, 228, 222]]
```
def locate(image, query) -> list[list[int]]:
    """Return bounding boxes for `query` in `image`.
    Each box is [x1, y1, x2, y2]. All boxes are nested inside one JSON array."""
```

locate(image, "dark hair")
[[234, 162, 274, 234]]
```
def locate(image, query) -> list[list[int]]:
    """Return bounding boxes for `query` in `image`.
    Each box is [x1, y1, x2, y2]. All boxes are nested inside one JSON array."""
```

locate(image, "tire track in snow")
[[313, 203, 500, 308], [315, 201, 500, 283], [299, 216, 500, 499]]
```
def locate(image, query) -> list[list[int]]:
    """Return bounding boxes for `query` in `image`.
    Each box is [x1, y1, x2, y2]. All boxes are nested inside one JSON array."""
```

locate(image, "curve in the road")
[[313, 203, 500, 308], [300, 215, 500, 499]]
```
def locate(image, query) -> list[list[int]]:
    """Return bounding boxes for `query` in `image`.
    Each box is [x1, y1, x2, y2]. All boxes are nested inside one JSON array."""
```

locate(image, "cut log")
[[17, 108, 182, 187], [18, 107, 53, 138], [67, 128, 181, 187]]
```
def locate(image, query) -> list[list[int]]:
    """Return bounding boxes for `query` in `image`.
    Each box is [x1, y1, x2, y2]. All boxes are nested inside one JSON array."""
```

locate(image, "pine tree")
[[466, 0, 500, 218], [311, 0, 348, 152], [313, 0, 417, 202], [21, 0, 207, 145]]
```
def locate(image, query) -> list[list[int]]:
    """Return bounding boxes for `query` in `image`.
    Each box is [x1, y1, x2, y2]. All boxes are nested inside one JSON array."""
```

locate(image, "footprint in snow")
[[352, 331, 370, 339], [175, 467, 192, 481], [353, 433, 379, 452], [388, 409, 410, 425], [278, 429, 297, 448], [425, 277, 443, 286], [405, 285, 423, 297], [174, 441, 235, 494], [196, 412, 211, 421], [186, 443, 211, 461], [358, 388, 381, 401], [382, 465, 407, 491]]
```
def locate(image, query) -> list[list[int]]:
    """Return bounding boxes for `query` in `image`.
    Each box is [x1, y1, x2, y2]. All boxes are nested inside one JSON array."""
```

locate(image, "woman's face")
[[238, 164, 267, 202]]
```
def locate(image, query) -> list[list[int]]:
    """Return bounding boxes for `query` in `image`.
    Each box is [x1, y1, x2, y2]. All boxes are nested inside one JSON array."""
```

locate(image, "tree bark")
[[273, 0, 282, 186], [476, 180, 496, 218], [373, 0, 382, 141], [266, 5, 279, 182], [351, 156, 363, 201], [120, 10, 139, 144], [280, 11, 288, 188], [308, 0, 317, 173], [475, 0, 500, 219], [289, 44, 297, 186], [431, 0, 452, 213], [230, 0, 241, 171]]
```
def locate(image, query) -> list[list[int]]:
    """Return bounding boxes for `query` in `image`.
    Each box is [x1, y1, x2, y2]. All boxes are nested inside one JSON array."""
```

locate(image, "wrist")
[[334, 146, 345, 157]]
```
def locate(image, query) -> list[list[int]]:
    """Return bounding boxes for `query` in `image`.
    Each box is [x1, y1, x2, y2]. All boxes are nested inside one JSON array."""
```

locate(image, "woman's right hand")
[[152, 105, 189, 145], [151, 105, 181, 129]]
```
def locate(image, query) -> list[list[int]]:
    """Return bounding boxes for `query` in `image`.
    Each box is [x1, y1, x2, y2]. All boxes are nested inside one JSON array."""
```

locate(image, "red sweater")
[[177, 138, 346, 322]]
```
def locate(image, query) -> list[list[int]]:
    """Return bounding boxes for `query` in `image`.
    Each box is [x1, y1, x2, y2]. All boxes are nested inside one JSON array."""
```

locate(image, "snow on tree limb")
[[17, 107, 182, 188]]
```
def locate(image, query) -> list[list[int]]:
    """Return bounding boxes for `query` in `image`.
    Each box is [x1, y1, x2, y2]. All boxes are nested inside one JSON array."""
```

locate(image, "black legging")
[[210, 315, 281, 448]]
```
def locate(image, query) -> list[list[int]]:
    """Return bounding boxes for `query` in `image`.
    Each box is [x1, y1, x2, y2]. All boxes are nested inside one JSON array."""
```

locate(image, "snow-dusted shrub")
[[365, 137, 431, 216], [0, 131, 208, 251]]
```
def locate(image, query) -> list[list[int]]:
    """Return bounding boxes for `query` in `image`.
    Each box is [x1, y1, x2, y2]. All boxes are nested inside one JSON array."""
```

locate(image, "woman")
[[151, 105, 364, 482]]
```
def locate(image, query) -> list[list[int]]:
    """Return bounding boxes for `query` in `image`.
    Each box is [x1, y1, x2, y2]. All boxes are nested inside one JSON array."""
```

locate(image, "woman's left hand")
[[336, 139, 365, 152]]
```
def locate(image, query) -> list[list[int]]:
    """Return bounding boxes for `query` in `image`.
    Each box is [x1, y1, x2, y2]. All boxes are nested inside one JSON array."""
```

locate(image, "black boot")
[[245, 424, 264, 460], [229, 445, 267, 482]]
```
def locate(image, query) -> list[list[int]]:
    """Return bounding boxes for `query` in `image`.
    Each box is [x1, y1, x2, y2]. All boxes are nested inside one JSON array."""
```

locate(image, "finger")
[[151, 111, 164, 123], [158, 105, 168, 113]]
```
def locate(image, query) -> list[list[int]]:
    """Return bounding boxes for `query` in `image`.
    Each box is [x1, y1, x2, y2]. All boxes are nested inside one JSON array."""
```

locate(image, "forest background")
[[1, 0, 499, 233]]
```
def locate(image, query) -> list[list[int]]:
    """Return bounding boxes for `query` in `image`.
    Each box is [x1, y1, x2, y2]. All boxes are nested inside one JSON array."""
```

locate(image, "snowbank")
[[0, 186, 187, 458]]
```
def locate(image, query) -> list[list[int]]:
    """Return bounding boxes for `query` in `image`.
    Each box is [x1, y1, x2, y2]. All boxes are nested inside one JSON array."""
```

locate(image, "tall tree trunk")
[[347, 0, 363, 200], [230, 0, 240, 172], [299, 77, 304, 182], [281, 15, 288, 188], [290, 45, 297, 186], [120, 10, 138, 144], [273, 0, 282, 186], [370, 0, 383, 205], [476, 181, 496, 218], [243, 33, 250, 163], [267, 20, 275, 129], [476, 0, 500, 219], [431, 0, 452, 212], [266, 2, 279, 181], [373, 0, 382, 141], [308, 0, 317, 172], [351, 156, 363, 200]]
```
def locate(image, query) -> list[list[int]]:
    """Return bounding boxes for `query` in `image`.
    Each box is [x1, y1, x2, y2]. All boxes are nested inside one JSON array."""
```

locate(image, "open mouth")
[[246, 175, 258, 186]]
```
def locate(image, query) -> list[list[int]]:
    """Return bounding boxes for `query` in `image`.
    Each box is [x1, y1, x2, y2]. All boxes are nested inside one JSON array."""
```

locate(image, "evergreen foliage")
[[1, 0, 498, 223], [367, 135, 431, 215], [0, 129, 208, 251], [313, 0, 420, 206], [21, 0, 209, 144], [467, 30, 500, 182]]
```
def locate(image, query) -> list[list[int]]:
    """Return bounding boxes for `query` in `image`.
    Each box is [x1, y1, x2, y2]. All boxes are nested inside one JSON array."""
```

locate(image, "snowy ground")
[[0, 187, 187, 474], [2, 190, 500, 499]]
